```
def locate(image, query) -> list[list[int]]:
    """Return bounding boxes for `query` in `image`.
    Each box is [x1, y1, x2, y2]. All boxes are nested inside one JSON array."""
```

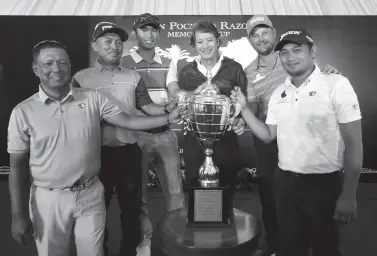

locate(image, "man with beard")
[[72, 22, 177, 256], [232, 28, 362, 256], [8, 40, 183, 256], [243, 15, 340, 256], [121, 14, 185, 256]]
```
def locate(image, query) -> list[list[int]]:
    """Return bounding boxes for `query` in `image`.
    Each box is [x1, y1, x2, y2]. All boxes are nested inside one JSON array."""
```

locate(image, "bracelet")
[[164, 104, 170, 114], [166, 114, 170, 125]]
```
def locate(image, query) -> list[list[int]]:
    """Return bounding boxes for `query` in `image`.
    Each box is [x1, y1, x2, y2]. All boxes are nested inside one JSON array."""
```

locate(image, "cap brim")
[[274, 38, 307, 52], [134, 21, 160, 29], [95, 27, 128, 42]]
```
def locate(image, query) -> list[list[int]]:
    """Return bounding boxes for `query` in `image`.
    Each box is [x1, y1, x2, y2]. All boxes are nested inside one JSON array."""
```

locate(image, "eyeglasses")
[[33, 40, 67, 51]]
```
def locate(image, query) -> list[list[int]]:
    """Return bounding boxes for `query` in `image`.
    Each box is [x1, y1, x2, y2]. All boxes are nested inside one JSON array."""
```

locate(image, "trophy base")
[[199, 179, 219, 188], [187, 184, 232, 228]]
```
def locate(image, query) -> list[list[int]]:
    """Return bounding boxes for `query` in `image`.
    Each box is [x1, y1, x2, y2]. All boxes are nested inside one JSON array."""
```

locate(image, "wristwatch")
[[164, 104, 170, 114]]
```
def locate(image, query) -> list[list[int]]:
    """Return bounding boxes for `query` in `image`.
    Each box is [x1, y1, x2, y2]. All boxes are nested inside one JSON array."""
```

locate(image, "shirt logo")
[[77, 103, 86, 109], [352, 104, 359, 110], [277, 98, 289, 104], [309, 91, 317, 96], [281, 90, 287, 98], [251, 73, 266, 83]]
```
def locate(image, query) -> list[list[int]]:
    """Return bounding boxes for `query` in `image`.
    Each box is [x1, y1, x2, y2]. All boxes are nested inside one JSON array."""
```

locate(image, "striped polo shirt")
[[266, 66, 362, 174], [244, 52, 287, 121], [7, 86, 122, 189], [72, 59, 153, 146], [121, 50, 171, 107]]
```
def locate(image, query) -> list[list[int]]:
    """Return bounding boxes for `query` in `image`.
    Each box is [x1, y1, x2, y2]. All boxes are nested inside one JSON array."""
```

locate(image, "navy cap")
[[275, 28, 314, 51]]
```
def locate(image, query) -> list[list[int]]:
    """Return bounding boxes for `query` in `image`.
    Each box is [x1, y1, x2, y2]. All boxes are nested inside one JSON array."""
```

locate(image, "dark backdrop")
[[0, 16, 376, 170]]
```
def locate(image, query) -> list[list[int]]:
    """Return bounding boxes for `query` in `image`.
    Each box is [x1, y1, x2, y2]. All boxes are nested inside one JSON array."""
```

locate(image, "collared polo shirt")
[[244, 52, 287, 121], [72, 59, 153, 146], [121, 50, 171, 106], [265, 66, 362, 174], [7, 86, 122, 189]]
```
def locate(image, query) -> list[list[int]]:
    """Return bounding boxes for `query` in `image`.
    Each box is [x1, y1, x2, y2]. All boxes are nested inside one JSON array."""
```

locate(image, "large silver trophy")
[[177, 73, 241, 227]]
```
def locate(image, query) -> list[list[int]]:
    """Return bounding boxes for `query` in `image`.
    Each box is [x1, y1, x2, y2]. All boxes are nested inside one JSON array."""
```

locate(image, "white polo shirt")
[[266, 65, 362, 174]]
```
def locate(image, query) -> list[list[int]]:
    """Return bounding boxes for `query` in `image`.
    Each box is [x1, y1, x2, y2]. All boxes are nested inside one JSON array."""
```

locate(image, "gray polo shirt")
[[7, 86, 122, 189], [244, 52, 287, 121], [72, 59, 153, 146]]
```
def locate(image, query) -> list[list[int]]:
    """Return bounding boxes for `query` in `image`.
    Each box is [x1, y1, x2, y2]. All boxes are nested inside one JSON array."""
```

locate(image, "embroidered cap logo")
[[102, 25, 113, 30]]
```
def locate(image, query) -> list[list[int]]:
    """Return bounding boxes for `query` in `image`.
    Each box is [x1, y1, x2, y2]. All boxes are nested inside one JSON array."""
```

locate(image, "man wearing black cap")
[[233, 28, 363, 256], [121, 13, 185, 256], [72, 21, 177, 256], [243, 15, 341, 256]]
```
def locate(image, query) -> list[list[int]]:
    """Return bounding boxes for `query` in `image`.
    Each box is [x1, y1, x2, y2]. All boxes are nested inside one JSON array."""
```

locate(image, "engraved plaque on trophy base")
[[187, 184, 232, 227]]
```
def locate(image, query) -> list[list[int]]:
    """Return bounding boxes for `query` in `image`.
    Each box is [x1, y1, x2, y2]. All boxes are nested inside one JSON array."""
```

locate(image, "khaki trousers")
[[29, 177, 106, 256]]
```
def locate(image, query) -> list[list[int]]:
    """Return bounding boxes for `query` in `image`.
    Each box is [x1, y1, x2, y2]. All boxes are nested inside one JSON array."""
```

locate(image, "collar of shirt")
[[130, 49, 162, 65], [284, 64, 321, 90], [194, 52, 224, 78], [94, 58, 124, 73], [38, 84, 75, 104], [250, 52, 279, 71]]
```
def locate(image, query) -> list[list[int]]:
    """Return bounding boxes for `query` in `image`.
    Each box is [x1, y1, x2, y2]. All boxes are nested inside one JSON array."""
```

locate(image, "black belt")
[[280, 169, 341, 180], [143, 125, 169, 134]]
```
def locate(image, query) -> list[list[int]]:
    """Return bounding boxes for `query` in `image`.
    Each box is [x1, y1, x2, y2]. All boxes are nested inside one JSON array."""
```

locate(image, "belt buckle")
[[70, 184, 85, 192]]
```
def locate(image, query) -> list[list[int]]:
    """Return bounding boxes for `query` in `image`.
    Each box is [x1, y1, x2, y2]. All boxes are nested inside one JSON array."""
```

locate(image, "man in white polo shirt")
[[231, 29, 363, 256], [7, 40, 182, 256]]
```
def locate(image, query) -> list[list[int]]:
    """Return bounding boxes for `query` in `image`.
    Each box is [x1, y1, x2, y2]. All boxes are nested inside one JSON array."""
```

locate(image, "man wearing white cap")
[[233, 28, 362, 256]]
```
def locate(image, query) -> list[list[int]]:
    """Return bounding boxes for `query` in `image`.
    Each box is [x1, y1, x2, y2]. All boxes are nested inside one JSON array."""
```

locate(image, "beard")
[[254, 42, 274, 56]]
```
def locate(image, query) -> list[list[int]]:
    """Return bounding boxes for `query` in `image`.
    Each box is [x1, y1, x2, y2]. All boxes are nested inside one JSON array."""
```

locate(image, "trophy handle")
[[229, 102, 242, 124]]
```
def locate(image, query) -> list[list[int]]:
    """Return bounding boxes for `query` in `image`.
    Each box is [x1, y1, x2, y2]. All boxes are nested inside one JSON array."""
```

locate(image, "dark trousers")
[[183, 132, 241, 207], [254, 138, 279, 249], [275, 168, 342, 256], [100, 144, 142, 256]]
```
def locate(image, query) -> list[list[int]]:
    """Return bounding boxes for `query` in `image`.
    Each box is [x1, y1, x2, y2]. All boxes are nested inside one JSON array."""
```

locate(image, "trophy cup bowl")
[[183, 83, 241, 188]]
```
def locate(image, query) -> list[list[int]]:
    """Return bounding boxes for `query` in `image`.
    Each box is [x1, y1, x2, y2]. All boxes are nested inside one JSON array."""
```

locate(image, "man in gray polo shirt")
[[8, 40, 182, 256], [72, 21, 179, 256]]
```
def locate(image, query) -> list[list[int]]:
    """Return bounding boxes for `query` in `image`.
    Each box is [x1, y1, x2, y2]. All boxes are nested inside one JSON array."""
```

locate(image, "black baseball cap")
[[93, 21, 128, 42], [275, 28, 314, 51], [133, 13, 160, 30]]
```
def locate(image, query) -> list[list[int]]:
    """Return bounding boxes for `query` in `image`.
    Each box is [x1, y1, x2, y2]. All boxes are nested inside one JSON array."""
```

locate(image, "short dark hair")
[[249, 24, 272, 38], [32, 40, 68, 63], [189, 20, 221, 47]]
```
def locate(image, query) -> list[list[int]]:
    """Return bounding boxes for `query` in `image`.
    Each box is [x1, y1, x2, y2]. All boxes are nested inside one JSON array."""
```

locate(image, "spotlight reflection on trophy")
[[176, 77, 241, 227]]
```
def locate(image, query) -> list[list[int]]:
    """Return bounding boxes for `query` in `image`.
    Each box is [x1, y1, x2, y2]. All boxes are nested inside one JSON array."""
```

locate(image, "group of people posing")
[[7, 13, 362, 256]]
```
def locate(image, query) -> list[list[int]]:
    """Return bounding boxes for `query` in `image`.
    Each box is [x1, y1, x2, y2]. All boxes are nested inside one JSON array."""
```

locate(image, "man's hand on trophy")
[[230, 87, 247, 110], [168, 105, 184, 124], [179, 106, 189, 121], [229, 117, 246, 135], [165, 101, 178, 113]]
